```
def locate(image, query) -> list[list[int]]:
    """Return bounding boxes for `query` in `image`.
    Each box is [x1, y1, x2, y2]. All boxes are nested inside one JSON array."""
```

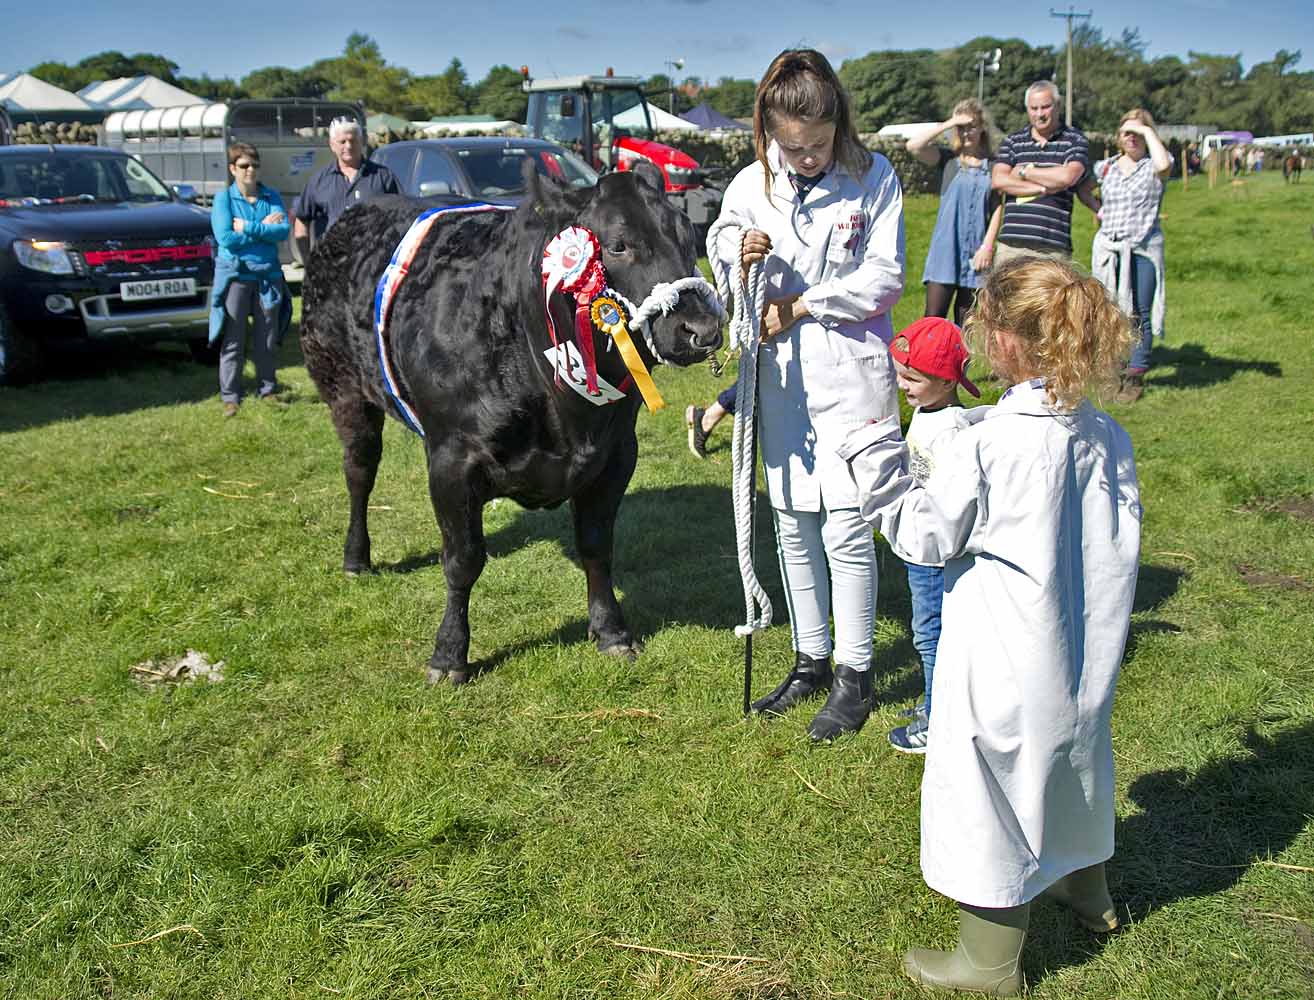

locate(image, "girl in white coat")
[[839, 258, 1141, 995], [709, 49, 904, 742]]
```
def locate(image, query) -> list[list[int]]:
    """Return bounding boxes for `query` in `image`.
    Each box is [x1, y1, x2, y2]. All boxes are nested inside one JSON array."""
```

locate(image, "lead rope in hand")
[[706, 218, 773, 713]]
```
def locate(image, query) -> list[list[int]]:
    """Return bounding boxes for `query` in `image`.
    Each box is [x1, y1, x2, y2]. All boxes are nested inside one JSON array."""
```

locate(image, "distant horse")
[[1283, 153, 1303, 184]]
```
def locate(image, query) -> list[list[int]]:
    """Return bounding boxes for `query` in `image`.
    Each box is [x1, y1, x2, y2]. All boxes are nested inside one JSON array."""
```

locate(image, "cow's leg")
[[329, 395, 385, 575], [571, 433, 642, 659], [426, 463, 487, 686]]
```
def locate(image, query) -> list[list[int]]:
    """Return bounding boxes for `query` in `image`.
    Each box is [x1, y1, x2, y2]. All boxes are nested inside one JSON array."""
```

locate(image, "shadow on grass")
[[1124, 563, 1187, 660], [1116, 722, 1314, 918], [1028, 721, 1314, 983], [0, 329, 307, 433], [371, 484, 921, 688], [1148, 341, 1282, 391]]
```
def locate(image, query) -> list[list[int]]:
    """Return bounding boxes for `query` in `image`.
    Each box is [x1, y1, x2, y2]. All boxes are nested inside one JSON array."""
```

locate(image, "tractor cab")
[[523, 70, 720, 238]]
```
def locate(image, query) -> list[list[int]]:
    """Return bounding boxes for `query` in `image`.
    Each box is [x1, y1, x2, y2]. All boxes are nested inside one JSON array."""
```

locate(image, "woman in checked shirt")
[[1090, 109, 1172, 403]]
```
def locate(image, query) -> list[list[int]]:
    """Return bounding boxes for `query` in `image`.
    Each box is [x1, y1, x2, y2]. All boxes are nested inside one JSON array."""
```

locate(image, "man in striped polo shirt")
[[991, 81, 1095, 265]]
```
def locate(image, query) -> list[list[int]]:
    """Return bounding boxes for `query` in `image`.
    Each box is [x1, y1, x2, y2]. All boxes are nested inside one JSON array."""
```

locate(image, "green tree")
[[176, 74, 246, 102], [27, 61, 88, 92], [839, 50, 939, 131], [1144, 56, 1195, 125], [311, 33, 411, 114], [1244, 50, 1312, 134], [77, 51, 181, 84], [1186, 51, 1247, 127], [473, 65, 528, 123], [931, 37, 1059, 133], [241, 66, 331, 100], [405, 59, 472, 118], [701, 77, 755, 119], [1067, 24, 1147, 131]]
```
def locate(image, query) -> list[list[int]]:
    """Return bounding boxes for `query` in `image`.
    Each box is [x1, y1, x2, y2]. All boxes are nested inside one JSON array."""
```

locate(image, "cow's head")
[[527, 163, 722, 367]]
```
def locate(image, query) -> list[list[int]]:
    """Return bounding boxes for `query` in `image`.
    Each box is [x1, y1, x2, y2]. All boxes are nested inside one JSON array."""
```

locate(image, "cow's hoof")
[[426, 666, 473, 685], [343, 563, 372, 578], [598, 638, 643, 660]]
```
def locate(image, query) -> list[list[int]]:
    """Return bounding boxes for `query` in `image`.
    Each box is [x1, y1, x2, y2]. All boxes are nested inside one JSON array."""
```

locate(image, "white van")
[[103, 99, 364, 283]]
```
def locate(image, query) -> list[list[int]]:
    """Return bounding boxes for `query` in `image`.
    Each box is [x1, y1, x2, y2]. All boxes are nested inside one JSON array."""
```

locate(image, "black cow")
[[300, 165, 722, 684]]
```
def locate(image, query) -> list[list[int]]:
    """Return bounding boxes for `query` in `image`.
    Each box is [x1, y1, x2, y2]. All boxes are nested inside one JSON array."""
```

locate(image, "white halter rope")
[[705, 215, 773, 639], [611, 275, 725, 365]]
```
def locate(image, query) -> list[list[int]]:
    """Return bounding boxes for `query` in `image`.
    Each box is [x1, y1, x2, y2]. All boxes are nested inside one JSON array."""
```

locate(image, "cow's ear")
[[525, 159, 573, 217], [630, 160, 665, 196]]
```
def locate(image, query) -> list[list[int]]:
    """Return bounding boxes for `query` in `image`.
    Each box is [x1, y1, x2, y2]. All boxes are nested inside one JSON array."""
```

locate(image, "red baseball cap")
[[889, 317, 981, 398]]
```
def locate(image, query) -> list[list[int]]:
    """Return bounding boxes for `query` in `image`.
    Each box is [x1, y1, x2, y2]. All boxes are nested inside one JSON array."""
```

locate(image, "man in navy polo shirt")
[[991, 81, 1097, 265], [292, 117, 400, 244]]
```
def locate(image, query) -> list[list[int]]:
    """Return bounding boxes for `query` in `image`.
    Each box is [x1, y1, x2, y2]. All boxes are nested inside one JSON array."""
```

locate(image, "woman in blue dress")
[[906, 99, 1003, 326]]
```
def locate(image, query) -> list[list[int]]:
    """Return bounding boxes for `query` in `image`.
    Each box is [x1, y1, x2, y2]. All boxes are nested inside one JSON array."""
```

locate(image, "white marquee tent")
[[616, 102, 698, 132], [80, 75, 205, 110], [0, 72, 95, 113]]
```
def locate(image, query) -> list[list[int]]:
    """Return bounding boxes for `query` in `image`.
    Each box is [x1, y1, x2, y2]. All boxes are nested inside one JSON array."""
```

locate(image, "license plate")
[[120, 278, 196, 301]]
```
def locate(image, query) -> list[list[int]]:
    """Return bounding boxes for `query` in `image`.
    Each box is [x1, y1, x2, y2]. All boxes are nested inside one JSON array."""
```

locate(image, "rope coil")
[[705, 217, 773, 638]]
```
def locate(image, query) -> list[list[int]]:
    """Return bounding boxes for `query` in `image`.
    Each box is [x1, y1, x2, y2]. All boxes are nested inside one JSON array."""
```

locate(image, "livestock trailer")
[[102, 99, 364, 282]]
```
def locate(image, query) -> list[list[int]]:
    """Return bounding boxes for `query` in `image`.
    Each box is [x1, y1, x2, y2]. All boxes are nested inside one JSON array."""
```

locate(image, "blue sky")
[[2, 0, 1306, 85]]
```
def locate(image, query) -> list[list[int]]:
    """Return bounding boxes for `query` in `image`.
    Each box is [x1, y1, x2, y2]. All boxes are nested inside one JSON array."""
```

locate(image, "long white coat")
[[839, 380, 1142, 907], [711, 143, 904, 511]]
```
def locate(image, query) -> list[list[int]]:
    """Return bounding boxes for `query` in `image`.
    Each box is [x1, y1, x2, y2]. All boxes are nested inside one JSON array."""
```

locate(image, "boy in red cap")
[[886, 316, 981, 753]]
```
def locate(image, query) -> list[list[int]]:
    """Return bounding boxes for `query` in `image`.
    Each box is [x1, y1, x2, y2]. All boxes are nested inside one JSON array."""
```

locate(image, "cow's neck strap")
[[373, 203, 514, 437]]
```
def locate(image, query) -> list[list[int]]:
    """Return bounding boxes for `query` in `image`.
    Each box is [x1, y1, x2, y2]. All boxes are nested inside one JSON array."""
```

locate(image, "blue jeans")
[[905, 561, 945, 716], [1118, 251, 1158, 373]]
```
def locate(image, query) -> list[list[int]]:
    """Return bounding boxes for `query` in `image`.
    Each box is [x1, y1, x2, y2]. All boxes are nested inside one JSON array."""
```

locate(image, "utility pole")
[[975, 48, 1001, 102], [664, 58, 685, 114], [1050, 6, 1092, 125]]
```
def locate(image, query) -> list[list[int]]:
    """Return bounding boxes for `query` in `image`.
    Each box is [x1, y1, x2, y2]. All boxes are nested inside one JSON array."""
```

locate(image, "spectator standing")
[[292, 117, 400, 246], [840, 257, 1139, 995], [709, 48, 904, 742], [990, 82, 1092, 265], [209, 142, 292, 416], [1091, 109, 1172, 404], [906, 100, 1004, 325]]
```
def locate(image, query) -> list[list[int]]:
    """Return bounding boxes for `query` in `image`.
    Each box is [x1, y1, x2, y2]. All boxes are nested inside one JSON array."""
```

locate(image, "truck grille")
[[72, 239, 213, 278]]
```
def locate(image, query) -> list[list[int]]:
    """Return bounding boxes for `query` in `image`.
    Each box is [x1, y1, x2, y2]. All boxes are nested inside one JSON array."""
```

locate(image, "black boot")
[[807, 664, 874, 742], [749, 652, 832, 717]]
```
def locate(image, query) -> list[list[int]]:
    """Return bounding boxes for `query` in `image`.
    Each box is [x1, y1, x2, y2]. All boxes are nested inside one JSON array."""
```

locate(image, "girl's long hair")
[[965, 257, 1134, 410], [753, 49, 871, 198]]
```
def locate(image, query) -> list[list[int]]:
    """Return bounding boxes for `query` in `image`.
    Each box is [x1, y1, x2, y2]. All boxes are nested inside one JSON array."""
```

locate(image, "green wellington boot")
[[903, 902, 1029, 996], [1044, 863, 1120, 932]]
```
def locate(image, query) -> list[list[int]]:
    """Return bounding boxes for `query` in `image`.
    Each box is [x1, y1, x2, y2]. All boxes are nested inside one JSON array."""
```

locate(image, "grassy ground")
[[1, 170, 1311, 999]]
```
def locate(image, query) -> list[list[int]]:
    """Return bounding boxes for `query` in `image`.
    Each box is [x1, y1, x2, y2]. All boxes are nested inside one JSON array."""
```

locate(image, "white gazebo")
[[79, 75, 205, 110], [616, 102, 698, 133], [0, 72, 95, 113]]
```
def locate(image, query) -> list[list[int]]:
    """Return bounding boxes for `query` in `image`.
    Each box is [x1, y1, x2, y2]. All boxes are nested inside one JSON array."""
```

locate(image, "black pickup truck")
[[0, 145, 216, 384]]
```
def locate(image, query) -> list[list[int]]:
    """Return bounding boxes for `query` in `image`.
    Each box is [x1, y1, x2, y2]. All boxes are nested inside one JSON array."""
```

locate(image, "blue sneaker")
[[889, 717, 930, 755], [897, 701, 927, 720]]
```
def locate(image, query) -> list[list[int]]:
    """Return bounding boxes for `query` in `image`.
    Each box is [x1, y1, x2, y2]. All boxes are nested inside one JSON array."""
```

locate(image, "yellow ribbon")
[[591, 296, 665, 411]]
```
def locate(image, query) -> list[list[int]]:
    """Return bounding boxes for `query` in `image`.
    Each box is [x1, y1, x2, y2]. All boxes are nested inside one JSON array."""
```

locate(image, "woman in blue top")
[[906, 99, 1003, 326], [210, 142, 290, 416]]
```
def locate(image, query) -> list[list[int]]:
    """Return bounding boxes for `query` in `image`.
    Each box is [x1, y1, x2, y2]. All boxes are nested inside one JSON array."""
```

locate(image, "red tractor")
[[522, 70, 722, 242]]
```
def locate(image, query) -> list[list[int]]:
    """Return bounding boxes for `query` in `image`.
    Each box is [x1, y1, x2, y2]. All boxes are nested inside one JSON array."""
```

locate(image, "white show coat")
[[838, 381, 1142, 907], [711, 144, 904, 511]]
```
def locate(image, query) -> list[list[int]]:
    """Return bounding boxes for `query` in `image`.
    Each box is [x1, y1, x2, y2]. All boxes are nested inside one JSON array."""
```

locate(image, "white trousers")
[[772, 506, 876, 669]]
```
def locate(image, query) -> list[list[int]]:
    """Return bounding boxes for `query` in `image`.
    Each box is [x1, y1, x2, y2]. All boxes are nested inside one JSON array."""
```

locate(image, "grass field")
[[1, 169, 1312, 999]]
